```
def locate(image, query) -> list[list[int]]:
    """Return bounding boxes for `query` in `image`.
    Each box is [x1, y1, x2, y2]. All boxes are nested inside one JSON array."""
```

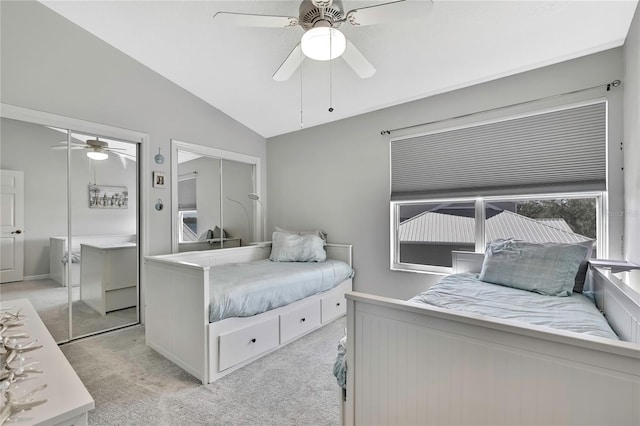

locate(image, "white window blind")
[[178, 177, 196, 210], [391, 101, 607, 200]]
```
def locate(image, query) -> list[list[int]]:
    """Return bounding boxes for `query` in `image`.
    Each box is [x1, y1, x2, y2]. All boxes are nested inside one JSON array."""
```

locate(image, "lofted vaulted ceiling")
[[40, 1, 638, 138]]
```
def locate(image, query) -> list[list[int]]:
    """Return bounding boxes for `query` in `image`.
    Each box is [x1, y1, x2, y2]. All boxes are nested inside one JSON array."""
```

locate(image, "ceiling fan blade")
[[117, 154, 128, 168], [117, 152, 136, 159], [342, 41, 376, 79], [272, 43, 304, 82], [213, 12, 299, 28], [50, 145, 85, 150], [344, 0, 433, 27], [114, 151, 136, 163], [57, 140, 86, 146], [105, 147, 127, 152]]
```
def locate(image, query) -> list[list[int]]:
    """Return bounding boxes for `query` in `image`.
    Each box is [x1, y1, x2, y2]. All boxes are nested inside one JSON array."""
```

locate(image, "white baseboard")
[[23, 274, 51, 281]]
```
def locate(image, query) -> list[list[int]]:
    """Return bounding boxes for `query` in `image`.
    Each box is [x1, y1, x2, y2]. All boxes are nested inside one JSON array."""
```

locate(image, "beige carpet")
[[0, 278, 137, 342], [61, 318, 345, 425]]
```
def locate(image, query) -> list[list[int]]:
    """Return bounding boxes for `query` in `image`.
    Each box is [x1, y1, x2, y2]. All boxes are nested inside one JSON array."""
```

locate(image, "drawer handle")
[[336, 302, 341, 307], [250, 338, 256, 343], [300, 318, 306, 322]]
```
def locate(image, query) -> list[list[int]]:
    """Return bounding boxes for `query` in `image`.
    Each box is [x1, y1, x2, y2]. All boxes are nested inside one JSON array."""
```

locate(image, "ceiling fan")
[[50, 138, 132, 161], [213, 0, 433, 81]]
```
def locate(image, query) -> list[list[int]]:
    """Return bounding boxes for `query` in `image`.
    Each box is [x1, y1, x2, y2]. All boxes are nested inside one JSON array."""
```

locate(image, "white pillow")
[[269, 231, 326, 262], [275, 226, 327, 243]]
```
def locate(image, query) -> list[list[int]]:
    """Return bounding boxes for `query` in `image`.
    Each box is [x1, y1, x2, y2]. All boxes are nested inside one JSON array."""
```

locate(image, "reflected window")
[[178, 172, 197, 243], [179, 210, 198, 242]]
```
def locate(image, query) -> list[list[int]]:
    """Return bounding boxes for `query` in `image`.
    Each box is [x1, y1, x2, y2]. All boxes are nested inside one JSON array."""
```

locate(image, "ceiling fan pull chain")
[[300, 50, 304, 128], [88, 158, 96, 185], [329, 31, 334, 113]]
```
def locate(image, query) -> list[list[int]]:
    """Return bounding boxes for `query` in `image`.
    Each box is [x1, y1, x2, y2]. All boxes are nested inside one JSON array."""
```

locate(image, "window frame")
[[178, 209, 198, 243], [390, 191, 607, 275]]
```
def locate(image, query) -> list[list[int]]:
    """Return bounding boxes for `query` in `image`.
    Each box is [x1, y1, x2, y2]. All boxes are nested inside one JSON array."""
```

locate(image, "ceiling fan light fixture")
[[301, 27, 346, 61], [87, 150, 108, 161]]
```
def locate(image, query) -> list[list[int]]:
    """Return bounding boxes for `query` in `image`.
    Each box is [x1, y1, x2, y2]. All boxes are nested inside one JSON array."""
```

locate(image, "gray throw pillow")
[[269, 231, 326, 262], [479, 239, 590, 296]]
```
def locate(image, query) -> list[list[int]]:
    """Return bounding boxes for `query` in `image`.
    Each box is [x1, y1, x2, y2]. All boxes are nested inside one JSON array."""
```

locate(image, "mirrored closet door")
[[221, 159, 256, 248], [172, 140, 261, 253], [70, 131, 138, 339], [176, 150, 222, 251], [0, 110, 141, 343], [1, 118, 69, 342]]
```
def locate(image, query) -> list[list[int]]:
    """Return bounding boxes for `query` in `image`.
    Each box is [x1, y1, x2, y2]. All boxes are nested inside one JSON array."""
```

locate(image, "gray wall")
[[267, 48, 626, 300], [0, 0, 266, 261], [1, 118, 137, 278], [624, 5, 640, 265]]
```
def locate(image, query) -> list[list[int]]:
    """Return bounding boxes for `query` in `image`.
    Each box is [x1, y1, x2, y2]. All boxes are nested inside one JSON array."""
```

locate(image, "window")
[[392, 194, 602, 273], [396, 201, 476, 272], [390, 100, 608, 274], [178, 210, 198, 242], [177, 171, 198, 243]]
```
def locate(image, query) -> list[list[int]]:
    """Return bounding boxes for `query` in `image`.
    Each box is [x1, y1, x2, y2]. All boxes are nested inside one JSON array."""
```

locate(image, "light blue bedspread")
[[409, 273, 618, 340], [209, 259, 354, 322]]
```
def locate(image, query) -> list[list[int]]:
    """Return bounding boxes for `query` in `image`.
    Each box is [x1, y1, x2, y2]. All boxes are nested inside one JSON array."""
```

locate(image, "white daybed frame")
[[344, 251, 640, 426], [145, 243, 353, 384]]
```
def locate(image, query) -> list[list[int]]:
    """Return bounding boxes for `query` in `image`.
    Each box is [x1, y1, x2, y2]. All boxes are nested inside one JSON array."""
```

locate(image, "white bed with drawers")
[[144, 239, 353, 384], [343, 244, 640, 426]]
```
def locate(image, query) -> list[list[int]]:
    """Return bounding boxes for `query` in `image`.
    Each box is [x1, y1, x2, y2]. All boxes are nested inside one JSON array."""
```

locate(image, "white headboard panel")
[[452, 251, 484, 273], [589, 267, 640, 344], [325, 243, 352, 267]]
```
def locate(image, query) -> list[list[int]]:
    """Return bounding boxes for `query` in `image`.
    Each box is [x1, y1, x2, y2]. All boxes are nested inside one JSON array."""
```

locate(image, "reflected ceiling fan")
[[213, 0, 433, 81], [50, 138, 131, 161]]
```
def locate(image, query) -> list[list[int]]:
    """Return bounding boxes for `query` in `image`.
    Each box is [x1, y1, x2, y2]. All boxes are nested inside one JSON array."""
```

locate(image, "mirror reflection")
[[175, 147, 257, 252], [0, 117, 139, 343], [69, 131, 138, 339]]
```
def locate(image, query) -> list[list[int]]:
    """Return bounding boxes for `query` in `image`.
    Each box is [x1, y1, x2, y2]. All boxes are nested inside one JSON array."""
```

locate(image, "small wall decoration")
[[89, 184, 128, 209], [154, 148, 165, 164], [153, 171, 166, 188]]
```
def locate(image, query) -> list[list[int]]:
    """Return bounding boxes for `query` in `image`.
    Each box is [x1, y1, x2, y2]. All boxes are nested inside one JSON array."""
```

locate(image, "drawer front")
[[105, 247, 137, 290], [321, 292, 347, 323], [219, 317, 279, 371], [105, 286, 137, 312], [106, 279, 137, 291], [280, 300, 321, 344]]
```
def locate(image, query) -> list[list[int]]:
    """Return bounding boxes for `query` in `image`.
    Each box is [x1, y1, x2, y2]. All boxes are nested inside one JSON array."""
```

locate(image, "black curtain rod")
[[380, 79, 621, 136]]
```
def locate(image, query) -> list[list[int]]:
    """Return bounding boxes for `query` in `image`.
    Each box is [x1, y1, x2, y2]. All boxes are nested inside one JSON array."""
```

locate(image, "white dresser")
[[79, 242, 137, 316], [0, 298, 94, 425]]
